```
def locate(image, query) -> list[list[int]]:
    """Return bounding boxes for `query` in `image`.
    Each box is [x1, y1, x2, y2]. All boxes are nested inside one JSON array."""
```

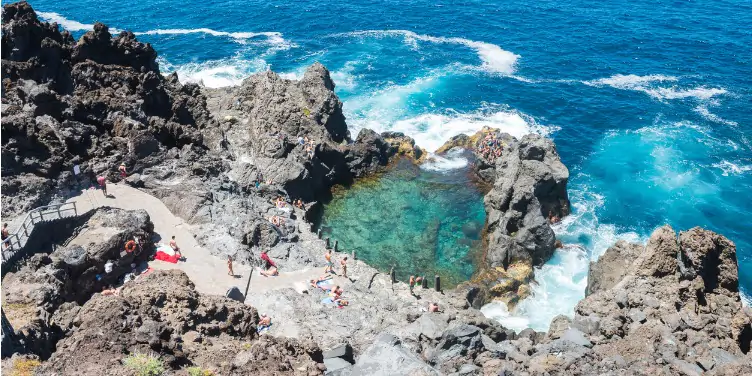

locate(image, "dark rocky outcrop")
[[585, 240, 643, 296], [1, 207, 154, 358], [34, 270, 324, 375]]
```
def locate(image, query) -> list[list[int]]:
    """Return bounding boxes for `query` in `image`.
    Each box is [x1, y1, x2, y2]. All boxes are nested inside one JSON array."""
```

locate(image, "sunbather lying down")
[[260, 266, 279, 277], [309, 274, 333, 289]]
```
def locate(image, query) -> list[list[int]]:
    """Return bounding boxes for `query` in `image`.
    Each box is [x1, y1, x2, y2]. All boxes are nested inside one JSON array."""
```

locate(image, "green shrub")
[[302, 107, 311, 117], [187, 366, 214, 376], [123, 352, 165, 376]]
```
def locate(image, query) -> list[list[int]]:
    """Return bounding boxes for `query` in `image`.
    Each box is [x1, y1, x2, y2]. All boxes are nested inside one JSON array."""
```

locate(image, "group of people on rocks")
[[477, 133, 504, 162], [297, 136, 317, 160]]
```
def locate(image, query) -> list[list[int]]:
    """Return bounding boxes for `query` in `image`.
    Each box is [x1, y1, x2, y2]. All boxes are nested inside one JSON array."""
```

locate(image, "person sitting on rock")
[[257, 313, 272, 333], [428, 302, 440, 312], [275, 196, 286, 208], [169, 236, 183, 259], [101, 285, 119, 296], [260, 265, 279, 277]]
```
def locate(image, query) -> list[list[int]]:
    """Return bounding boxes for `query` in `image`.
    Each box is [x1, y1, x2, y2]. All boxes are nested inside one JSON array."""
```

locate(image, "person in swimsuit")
[[97, 176, 108, 196], [340, 256, 348, 278], [227, 255, 234, 276], [169, 236, 183, 259], [1, 223, 9, 249], [260, 265, 279, 277], [409, 276, 416, 294], [325, 249, 334, 274], [428, 302, 440, 312], [118, 163, 127, 179], [261, 250, 276, 269]]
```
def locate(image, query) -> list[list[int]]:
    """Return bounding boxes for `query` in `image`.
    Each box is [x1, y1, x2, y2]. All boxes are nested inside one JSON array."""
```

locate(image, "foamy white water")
[[421, 149, 469, 172], [712, 160, 752, 176], [159, 56, 268, 88], [584, 74, 727, 102], [694, 105, 739, 126], [38, 11, 120, 33], [481, 189, 643, 332], [340, 30, 520, 75], [134, 29, 293, 50]]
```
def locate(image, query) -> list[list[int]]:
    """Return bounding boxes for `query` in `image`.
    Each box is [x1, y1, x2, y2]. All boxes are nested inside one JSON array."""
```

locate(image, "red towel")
[[155, 250, 180, 263]]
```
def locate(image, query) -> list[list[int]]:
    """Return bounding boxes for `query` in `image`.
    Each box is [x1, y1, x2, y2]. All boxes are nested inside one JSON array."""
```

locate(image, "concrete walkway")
[[67, 183, 323, 300]]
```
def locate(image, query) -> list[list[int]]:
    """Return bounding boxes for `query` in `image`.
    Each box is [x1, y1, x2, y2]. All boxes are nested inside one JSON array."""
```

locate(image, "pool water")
[[319, 156, 486, 287]]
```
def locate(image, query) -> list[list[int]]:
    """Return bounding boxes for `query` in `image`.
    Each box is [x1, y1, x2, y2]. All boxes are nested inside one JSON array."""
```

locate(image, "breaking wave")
[[584, 74, 727, 101], [339, 30, 520, 75]]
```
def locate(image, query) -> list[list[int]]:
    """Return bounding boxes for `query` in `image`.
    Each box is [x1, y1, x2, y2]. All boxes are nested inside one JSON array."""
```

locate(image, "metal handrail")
[[2, 202, 78, 262]]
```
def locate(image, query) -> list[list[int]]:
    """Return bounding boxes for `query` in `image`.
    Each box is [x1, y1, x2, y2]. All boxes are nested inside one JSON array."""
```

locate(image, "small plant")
[[10, 358, 41, 376], [302, 107, 311, 117], [187, 366, 215, 376], [123, 352, 165, 376]]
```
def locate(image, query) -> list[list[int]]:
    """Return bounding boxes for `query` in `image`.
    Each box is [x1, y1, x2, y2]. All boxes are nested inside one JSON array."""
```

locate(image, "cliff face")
[[0, 1, 411, 266]]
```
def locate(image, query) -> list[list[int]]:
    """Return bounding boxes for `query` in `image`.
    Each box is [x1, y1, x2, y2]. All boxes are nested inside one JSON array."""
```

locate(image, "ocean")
[[17, 0, 752, 331]]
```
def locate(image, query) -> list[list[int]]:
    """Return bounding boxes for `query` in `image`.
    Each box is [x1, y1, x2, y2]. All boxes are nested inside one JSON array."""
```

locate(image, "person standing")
[[118, 163, 127, 179], [227, 255, 234, 276], [1, 223, 10, 249], [340, 256, 348, 278], [325, 249, 334, 274], [169, 236, 183, 259]]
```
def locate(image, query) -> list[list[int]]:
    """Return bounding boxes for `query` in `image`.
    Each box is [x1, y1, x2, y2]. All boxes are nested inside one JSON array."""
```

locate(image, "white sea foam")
[[37, 11, 120, 33], [742, 291, 752, 308], [134, 29, 293, 49], [341, 30, 519, 75], [583, 74, 678, 88], [694, 105, 739, 126], [158, 56, 267, 88], [390, 110, 553, 152], [712, 160, 752, 176], [584, 74, 727, 101], [421, 149, 469, 172], [481, 189, 643, 331]]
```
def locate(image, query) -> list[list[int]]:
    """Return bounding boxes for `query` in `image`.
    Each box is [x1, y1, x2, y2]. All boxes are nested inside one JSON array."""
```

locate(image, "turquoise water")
[[319, 156, 486, 287], [18, 0, 752, 330]]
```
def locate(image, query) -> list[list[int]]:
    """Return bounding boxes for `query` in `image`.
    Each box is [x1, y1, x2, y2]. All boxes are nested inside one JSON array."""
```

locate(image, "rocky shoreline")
[[1, 2, 751, 375]]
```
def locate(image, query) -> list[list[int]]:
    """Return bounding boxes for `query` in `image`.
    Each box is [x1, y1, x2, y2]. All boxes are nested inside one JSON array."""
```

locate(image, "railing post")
[[73, 201, 78, 216], [352, 250, 356, 260], [325, 237, 330, 249], [421, 275, 428, 289], [317, 229, 322, 239], [333, 240, 338, 252], [390, 266, 396, 283], [434, 275, 441, 292]]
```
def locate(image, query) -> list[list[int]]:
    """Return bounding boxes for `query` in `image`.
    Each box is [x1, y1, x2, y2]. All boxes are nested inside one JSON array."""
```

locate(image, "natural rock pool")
[[319, 155, 487, 287]]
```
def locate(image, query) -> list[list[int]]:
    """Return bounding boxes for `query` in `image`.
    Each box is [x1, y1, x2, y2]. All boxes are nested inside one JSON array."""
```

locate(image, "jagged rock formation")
[[0, 1, 416, 267], [439, 128, 570, 308], [486, 226, 752, 375], [1, 1, 210, 216], [484, 134, 569, 268], [35, 270, 324, 375], [1, 207, 154, 358]]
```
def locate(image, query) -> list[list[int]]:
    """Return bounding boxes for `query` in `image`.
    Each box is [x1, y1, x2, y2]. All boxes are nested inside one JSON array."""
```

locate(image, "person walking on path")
[[325, 249, 334, 274], [227, 255, 234, 276], [118, 163, 127, 179], [409, 275, 416, 295]]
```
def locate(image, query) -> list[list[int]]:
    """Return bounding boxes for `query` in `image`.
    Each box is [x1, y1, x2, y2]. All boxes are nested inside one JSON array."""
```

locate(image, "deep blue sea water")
[[15, 0, 752, 330]]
